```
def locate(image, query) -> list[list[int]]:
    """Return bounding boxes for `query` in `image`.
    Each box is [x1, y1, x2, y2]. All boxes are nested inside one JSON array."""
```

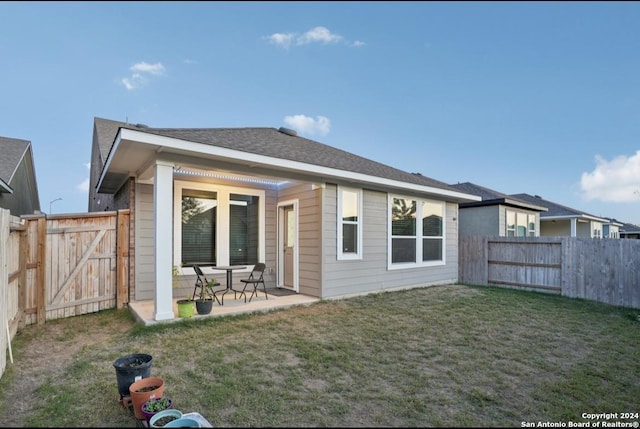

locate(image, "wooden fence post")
[[36, 215, 46, 325], [18, 226, 27, 330], [116, 210, 130, 309]]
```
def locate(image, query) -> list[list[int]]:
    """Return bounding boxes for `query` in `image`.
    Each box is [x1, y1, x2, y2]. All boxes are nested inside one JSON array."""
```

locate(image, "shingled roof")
[[449, 182, 547, 211], [0, 136, 30, 193], [94, 117, 468, 195], [511, 193, 607, 221]]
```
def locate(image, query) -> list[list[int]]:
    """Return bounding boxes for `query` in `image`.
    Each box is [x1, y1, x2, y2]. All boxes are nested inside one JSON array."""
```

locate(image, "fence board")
[[461, 236, 640, 309]]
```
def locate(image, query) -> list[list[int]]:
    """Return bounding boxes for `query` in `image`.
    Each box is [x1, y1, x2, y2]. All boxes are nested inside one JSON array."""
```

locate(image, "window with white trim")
[[506, 209, 537, 237], [389, 196, 444, 267], [337, 186, 362, 260], [593, 224, 602, 238], [174, 181, 264, 268]]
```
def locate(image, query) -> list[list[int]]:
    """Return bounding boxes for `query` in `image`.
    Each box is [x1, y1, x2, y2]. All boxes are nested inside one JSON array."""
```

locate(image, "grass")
[[0, 284, 639, 427]]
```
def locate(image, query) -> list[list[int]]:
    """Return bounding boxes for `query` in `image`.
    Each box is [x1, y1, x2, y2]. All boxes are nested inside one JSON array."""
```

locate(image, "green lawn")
[[1, 284, 639, 427]]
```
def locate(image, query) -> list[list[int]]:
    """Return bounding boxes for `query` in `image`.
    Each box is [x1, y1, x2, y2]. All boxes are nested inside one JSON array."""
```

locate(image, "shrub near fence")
[[459, 236, 640, 309]]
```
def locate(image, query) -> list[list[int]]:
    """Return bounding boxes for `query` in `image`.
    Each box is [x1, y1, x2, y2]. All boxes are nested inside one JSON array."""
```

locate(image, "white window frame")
[[387, 194, 446, 270], [337, 186, 363, 260], [506, 209, 537, 237], [173, 180, 265, 275]]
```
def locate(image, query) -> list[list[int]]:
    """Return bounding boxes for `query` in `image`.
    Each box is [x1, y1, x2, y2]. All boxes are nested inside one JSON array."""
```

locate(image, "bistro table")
[[210, 265, 247, 304]]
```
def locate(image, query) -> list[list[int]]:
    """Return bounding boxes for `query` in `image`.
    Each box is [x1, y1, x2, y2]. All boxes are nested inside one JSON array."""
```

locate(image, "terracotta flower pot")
[[129, 376, 165, 420]]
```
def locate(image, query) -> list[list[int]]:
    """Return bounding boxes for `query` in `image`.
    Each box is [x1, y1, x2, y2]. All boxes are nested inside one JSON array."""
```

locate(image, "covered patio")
[[127, 288, 320, 326]]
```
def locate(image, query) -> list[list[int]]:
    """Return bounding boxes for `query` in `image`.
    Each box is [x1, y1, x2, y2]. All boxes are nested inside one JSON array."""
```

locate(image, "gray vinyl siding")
[[321, 185, 459, 299], [0, 150, 39, 216], [134, 183, 155, 301], [277, 183, 322, 297], [458, 205, 500, 236]]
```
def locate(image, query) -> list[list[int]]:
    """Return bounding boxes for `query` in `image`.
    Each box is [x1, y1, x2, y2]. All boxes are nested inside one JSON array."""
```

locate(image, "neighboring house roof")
[[603, 218, 624, 227], [620, 222, 640, 234], [510, 193, 608, 222], [93, 117, 480, 203], [0, 136, 31, 194], [448, 182, 547, 212]]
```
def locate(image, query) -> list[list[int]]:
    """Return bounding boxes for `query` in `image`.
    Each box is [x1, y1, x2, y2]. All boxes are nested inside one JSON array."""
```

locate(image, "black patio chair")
[[239, 263, 268, 303], [192, 265, 222, 305]]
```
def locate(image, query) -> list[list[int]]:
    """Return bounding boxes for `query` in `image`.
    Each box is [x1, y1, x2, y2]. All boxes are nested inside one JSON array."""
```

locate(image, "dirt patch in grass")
[[0, 309, 136, 426]]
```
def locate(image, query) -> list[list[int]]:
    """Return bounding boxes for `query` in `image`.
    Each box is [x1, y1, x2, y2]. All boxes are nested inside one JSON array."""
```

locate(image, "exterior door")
[[277, 200, 298, 291], [283, 205, 294, 288]]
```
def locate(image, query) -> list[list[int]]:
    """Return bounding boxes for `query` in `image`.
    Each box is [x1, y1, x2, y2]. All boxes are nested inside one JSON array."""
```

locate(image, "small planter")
[[177, 299, 195, 318], [150, 409, 183, 428], [195, 298, 213, 315], [141, 396, 174, 424], [129, 376, 165, 420]]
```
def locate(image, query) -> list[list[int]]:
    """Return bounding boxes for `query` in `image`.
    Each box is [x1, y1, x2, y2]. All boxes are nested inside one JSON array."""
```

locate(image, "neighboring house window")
[[528, 214, 536, 236], [593, 224, 602, 239], [175, 181, 264, 267], [389, 196, 444, 268], [337, 186, 362, 260], [506, 210, 536, 237]]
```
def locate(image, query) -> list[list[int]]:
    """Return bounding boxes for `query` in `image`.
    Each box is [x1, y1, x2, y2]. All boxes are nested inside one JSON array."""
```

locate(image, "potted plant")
[[112, 353, 153, 399], [195, 278, 219, 315], [129, 376, 165, 420], [150, 409, 183, 428], [141, 396, 174, 424], [173, 265, 195, 318]]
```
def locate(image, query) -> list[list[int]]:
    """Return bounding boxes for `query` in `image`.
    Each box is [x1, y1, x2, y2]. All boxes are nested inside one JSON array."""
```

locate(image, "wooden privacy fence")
[[1, 209, 130, 379], [459, 236, 640, 309]]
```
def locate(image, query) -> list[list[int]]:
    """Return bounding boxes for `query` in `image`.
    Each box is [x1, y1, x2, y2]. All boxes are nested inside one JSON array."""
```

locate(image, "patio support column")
[[571, 218, 577, 237], [154, 160, 175, 321]]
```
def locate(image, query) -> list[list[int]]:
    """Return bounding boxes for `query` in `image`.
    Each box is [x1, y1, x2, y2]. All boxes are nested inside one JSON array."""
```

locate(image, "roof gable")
[[0, 136, 30, 184]]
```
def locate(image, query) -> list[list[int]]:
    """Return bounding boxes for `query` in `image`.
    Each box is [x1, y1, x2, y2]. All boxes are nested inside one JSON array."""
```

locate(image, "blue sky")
[[2, 1, 639, 224]]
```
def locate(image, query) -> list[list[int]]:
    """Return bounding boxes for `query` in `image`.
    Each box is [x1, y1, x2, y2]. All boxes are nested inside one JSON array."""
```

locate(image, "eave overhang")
[[97, 128, 482, 204], [0, 178, 13, 194]]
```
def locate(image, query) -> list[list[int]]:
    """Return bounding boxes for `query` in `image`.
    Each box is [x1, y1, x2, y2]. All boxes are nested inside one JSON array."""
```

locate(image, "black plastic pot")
[[195, 299, 213, 315], [113, 353, 153, 397]]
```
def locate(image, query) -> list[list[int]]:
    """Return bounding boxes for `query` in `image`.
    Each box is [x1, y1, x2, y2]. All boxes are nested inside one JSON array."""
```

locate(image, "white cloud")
[[267, 32, 295, 49], [297, 26, 343, 45], [284, 115, 331, 137], [130, 62, 166, 75], [76, 163, 90, 192], [121, 62, 166, 91], [266, 26, 363, 49], [580, 151, 640, 202]]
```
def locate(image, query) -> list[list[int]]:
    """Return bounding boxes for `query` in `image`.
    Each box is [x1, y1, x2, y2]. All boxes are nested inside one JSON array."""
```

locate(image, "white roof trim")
[[542, 214, 609, 223], [101, 128, 481, 202]]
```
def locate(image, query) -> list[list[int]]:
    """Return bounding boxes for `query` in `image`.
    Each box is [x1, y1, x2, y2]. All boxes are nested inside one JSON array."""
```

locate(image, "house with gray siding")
[[0, 136, 40, 216], [602, 218, 623, 239], [88, 117, 480, 321], [448, 182, 547, 237], [510, 193, 609, 238]]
